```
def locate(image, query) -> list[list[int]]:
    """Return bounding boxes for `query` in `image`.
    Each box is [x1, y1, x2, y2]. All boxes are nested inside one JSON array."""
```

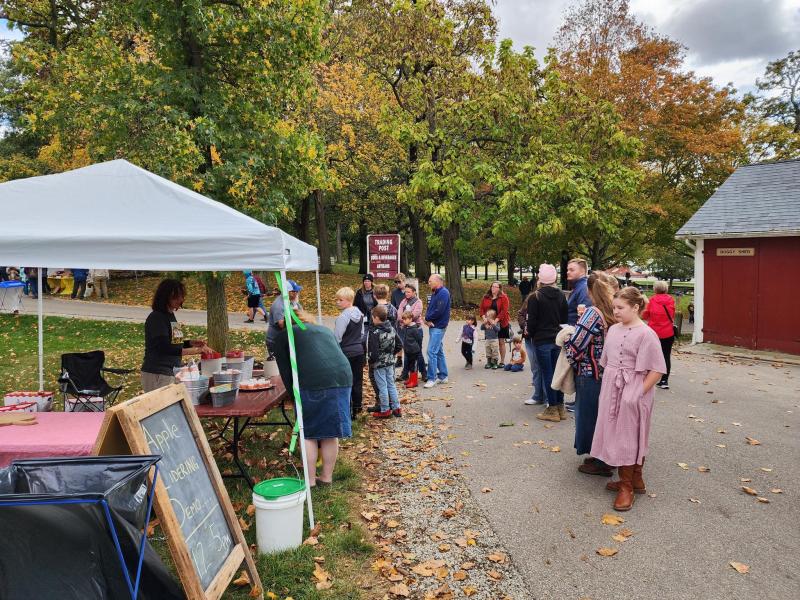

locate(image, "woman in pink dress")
[[591, 287, 666, 512]]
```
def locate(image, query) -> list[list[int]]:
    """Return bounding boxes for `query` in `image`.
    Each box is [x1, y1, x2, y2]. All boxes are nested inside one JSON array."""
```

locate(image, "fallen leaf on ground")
[[551, 446, 561, 452], [460, 562, 476, 570], [729, 561, 749, 574], [677, 462, 689, 470], [313, 563, 332, 590], [487, 553, 507, 563], [232, 570, 250, 587], [386, 519, 400, 529], [462, 586, 478, 597], [745, 437, 761, 445], [612, 534, 630, 542], [698, 466, 710, 472], [689, 498, 702, 504], [601, 514, 625, 526], [770, 488, 783, 494], [438, 543, 451, 552], [756, 497, 770, 503], [238, 517, 250, 531], [596, 548, 618, 557], [442, 508, 456, 519], [715, 444, 727, 448], [741, 486, 758, 496], [487, 570, 503, 580], [618, 528, 634, 538], [740, 478, 751, 483], [498, 422, 515, 427], [389, 583, 410, 597], [302, 536, 319, 546], [246, 504, 255, 517], [760, 467, 773, 472], [481, 487, 492, 493], [453, 570, 468, 581]]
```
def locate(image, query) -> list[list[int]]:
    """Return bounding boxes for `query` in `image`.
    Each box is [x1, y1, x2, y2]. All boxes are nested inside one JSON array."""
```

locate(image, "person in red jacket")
[[479, 281, 511, 367], [642, 281, 676, 389]]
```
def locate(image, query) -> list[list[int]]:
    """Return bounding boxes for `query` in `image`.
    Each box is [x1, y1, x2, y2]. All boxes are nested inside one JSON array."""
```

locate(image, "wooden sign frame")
[[94, 384, 262, 600]]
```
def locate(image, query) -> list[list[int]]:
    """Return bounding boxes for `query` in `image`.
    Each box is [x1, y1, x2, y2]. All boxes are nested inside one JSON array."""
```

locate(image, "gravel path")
[[353, 391, 534, 599]]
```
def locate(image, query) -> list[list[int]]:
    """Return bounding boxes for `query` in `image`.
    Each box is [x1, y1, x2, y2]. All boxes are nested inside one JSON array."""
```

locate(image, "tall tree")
[[744, 49, 800, 161], [555, 0, 745, 260], [2, 0, 326, 350]]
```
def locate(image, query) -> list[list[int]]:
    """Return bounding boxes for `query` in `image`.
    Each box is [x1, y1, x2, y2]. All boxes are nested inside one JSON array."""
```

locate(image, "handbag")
[[663, 305, 679, 337]]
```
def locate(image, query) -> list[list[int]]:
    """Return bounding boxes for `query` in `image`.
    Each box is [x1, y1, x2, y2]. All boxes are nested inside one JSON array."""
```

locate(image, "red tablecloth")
[[0, 412, 105, 467]]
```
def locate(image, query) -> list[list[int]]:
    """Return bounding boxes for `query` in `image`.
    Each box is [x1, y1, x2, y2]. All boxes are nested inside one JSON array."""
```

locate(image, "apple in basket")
[[226, 350, 243, 359], [201, 351, 222, 360]]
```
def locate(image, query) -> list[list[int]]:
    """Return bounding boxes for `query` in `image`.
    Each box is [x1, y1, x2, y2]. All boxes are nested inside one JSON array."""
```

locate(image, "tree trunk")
[[442, 222, 464, 306], [358, 220, 368, 274], [346, 238, 353, 265], [560, 250, 569, 289], [508, 248, 517, 285], [400, 241, 409, 275], [314, 189, 332, 274], [335, 221, 342, 263], [297, 195, 311, 243], [206, 274, 228, 354], [408, 210, 430, 280], [484, 263, 488, 280]]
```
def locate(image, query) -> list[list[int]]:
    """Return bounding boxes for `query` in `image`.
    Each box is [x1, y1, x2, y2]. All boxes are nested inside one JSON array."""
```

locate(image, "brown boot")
[[606, 458, 646, 493], [536, 406, 561, 422], [578, 458, 613, 477], [557, 404, 568, 420], [613, 465, 635, 511]]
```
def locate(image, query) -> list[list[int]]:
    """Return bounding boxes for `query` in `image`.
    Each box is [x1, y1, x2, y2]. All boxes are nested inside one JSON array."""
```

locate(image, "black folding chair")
[[58, 351, 134, 412]]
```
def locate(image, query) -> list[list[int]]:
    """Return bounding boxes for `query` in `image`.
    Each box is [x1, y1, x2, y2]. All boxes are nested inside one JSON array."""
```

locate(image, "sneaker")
[[497, 362, 505, 369], [524, 397, 544, 406], [392, 408, 402, 417], [372, 410, 392, 419], [565, 404, 575, 413], [659, 382, 670, 390], [437, 377, 449, 384], [244, 318, 254, 323], [366, 405, 381, 413], [465, 363, 472, 370], [423, 380, 437, 389]]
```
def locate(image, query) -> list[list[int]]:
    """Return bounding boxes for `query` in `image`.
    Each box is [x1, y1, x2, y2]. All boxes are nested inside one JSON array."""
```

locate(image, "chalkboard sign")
[[94, 384, 262, 600], [141, 402, 234, 589]]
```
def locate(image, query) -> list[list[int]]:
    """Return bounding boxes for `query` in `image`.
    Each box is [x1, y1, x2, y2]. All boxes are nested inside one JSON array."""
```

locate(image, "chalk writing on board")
[[141, 403, 234, 590]]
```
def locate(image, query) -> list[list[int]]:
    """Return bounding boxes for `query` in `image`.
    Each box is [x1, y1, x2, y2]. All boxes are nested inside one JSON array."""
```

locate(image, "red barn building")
[[676, 159, 800, 355]]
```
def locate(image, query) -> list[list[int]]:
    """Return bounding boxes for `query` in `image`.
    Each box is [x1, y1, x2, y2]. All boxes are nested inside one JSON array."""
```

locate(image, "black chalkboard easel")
[[94, 384, 263, 600]]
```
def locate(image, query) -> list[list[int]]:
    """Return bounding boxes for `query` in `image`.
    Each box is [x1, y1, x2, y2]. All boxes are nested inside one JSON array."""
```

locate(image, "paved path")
[[417, 326, 799, 600]]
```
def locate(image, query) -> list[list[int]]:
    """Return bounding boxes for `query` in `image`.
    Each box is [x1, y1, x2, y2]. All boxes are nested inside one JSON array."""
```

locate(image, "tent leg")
[[38, 268, 44, 392], [315, 269, 323, 325], [280, 270, 315, 529]]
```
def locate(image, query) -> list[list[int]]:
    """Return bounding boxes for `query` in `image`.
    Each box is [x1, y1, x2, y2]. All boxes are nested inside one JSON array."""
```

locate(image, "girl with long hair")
[[565, 273, 616, 476]]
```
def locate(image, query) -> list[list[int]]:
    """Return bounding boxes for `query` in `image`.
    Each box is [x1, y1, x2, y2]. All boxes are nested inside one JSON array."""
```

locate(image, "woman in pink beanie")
[[526, 263, 568, 421]]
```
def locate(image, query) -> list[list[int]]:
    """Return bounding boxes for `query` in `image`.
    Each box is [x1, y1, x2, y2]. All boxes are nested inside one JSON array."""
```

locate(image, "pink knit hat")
[[537, 263, 558, 285]]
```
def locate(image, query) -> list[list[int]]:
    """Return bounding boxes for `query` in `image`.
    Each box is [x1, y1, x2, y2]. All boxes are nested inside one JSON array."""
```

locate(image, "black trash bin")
[[0, 455, 184, 600]]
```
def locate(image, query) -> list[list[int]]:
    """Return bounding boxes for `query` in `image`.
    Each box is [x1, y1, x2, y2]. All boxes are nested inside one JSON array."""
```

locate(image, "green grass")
[[0, 314, 377, 598]]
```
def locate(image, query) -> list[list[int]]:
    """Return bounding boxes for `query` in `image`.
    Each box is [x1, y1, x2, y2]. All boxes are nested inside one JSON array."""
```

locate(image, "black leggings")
[[347, 354, 365, 413], [461, 342, 473, 365], [660, 336, 674, 382]]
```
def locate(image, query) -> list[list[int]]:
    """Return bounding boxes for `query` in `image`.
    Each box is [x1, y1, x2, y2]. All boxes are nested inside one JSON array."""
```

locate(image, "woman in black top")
[[141, 279, 213, 392]]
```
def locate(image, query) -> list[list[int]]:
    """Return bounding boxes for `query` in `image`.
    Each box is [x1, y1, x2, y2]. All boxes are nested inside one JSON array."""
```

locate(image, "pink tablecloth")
[[0, 412, 106, 467]]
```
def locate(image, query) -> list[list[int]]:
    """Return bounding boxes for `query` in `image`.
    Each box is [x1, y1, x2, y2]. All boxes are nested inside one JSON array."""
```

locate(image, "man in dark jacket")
[[423, 274, 451, 388], [566, 259, 591, 326], [391, 273, 406, 309], [519, 276, 533, 299], [70, 268, 89, 299]]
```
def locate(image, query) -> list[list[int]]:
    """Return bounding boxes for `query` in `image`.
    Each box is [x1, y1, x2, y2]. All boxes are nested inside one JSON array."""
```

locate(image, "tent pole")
[[37, 268, 44, 391], [279, 270, 315, 529], [315, 269, 323, 325]]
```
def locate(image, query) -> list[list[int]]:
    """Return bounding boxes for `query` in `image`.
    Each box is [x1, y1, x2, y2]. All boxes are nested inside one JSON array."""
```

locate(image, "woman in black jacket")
[[527, 264, 568, 422], [354, 274, 377, 321], [141, 279, 213, 392]]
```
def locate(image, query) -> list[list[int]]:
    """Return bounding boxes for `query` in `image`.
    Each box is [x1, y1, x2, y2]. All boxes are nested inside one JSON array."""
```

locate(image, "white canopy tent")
[[0, 158, 321, 526]]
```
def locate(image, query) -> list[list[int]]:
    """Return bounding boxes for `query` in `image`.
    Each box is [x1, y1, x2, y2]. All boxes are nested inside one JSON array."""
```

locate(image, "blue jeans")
[[524, 338, 542, 400], [504, 364, 524, 372], [373, 365, 400, 411], [535, 343, 563, 406], [427, 327, 448, 381], [574, 375, 602, 455]]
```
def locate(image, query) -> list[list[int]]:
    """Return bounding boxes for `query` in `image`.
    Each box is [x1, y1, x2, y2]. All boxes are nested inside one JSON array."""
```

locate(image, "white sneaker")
[[423, 380, 437, 389], [524, 397, 543, 406], [437, 377, 449, 384]]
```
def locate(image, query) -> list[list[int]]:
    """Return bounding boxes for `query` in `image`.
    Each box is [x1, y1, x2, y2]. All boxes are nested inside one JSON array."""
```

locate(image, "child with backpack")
[[400, 311, 423, 388], [369, 305, 403, 418]]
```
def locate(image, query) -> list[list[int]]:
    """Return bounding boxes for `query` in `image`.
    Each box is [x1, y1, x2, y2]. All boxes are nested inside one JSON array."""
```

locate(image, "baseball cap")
[[287, 279, 302, 292]]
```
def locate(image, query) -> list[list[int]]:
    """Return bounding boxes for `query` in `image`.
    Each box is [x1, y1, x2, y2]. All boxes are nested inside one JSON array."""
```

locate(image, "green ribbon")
[[273, 273, 306, 453]]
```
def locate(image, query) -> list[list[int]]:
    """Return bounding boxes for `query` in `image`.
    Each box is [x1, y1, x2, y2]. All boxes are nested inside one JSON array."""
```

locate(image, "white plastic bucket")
[[200, 357, 223, 377], [252, 479, 306, 554]]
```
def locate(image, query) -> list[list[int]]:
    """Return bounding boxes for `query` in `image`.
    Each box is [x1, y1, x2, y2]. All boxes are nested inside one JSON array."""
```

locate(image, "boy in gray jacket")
[[334, 287, 366, 418]]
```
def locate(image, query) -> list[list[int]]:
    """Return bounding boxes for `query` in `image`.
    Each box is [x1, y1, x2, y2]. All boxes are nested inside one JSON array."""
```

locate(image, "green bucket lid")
[[253, 477, 305, 500]]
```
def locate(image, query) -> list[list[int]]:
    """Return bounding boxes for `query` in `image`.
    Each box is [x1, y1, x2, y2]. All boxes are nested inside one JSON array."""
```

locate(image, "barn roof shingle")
[[675, 158, 800, 239]]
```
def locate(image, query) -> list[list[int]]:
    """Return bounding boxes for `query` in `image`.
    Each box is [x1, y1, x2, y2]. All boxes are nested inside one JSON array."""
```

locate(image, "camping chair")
[[58, 351, 133, 412]]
